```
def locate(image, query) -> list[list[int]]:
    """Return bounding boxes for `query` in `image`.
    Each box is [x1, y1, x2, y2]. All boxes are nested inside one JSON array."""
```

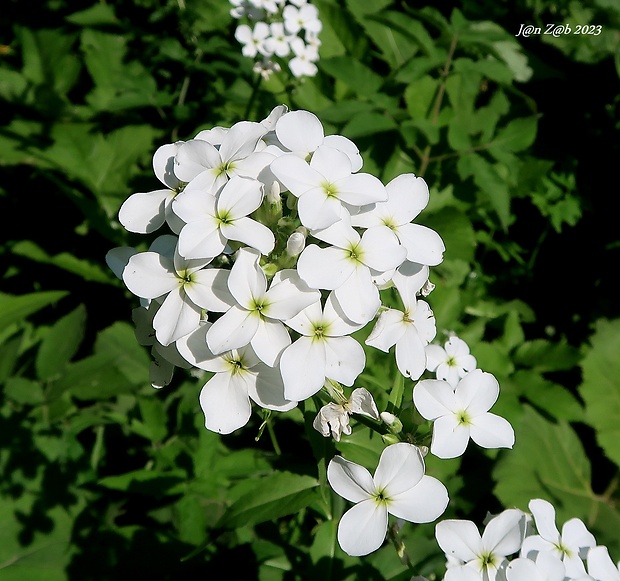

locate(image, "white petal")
[[323, 336, 365, 386], [528, 499, 560, 545], [455, 370, 499, 415], [174, 139, 220, 182], [218, 175, 264, 218], [337, 500, 388, 557], [587, 546, 619, 581], [177, 220, 225, 260], [153, 142, 181, 189], [336, 172, 387, 206], [199, 372, 252, 434], [413, 379, 456, 420], [396, 223, 445, 266], [359, 226, 407, 272], [280, 336, 326, 401], [327, 455, 375, 502], [270, 153, 321, 197], [365, 309, 407, 353], [106, 246, 137, 280], [119, 189, 171, 234], [561, 517, 596, 555], [334, 266, 380, 325], [435, 519, 483, 562], [123, 252, 178, 300], [470, 413, 515, 450], [310, 146, 352, 182], [250, 363, 297, 411], [221, 217, 275, 255], [430, 414, 471, 459], [323, 292, 365, 336], [323, 134, 362, 172], [297, 187, 343, 230], [348, 388, 379, 420], [389, 475, 449, 523], [395, 326, 428, 380], [228, 247, 267, 308], [187, 268, 234, 311], [251, 317, 291, 367], [297, 245, 353, 290], [153, 287, 201, 346], [175, 323, 227, 372], [276, 110, 324, 155], [506, 558, 544, 581], [219, 120, 267, 163], [482, 509, 526, 557], [262, 270, 320, 320], [374, 443, 425, 495], [385, 173, 429, 222], [206, 305, 259, 354]]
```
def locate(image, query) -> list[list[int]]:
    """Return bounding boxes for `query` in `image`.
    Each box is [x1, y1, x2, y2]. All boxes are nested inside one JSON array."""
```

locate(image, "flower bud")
[[381, 433, 401, 445], [380, 411, 403, 434], [286, 227, 308, 257]]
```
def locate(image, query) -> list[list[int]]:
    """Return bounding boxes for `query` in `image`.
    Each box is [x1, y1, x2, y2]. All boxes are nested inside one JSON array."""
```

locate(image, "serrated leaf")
[[580, 318, 620, 467], [0, 291, 68, 329], [36, 304, 87, 380], [220, 471, 319, 529]]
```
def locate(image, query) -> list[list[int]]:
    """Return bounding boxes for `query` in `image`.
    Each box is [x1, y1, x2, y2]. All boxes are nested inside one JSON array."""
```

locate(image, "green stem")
[[243, 72, 263, 121]]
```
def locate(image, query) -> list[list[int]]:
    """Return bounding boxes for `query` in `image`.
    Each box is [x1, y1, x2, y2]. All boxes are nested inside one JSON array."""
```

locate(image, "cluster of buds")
[[230, 0, 322, 78]]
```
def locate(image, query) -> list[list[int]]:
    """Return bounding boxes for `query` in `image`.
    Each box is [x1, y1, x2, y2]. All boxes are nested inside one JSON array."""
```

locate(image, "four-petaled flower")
[[328, 443, 449, 556], [413, 369, 515, 458]]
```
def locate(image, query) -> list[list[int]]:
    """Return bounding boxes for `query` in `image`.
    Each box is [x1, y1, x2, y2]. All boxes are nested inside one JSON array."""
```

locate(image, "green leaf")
[[36, 304, 87, 380], [98, 469, 186, 499], [94, 322, 150, 385], [12, 240, 117, 284], [0, 291, 68, 329], [220, 471, 319, 529], [4, 377, 45, 405], [66, 4, 118, 26], [513, 339, 581, 372], [493, 405, 620, 549], [404, 76, 437, 119], [342, 111, 397, 138], [490, 117, 538, 153], [580, 318, 620, 467], [319, 56, 384, 95]]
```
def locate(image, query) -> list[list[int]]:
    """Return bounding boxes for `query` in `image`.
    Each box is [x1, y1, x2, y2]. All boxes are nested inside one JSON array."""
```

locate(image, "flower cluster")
[[107, 105, 516, 558], [230, 0, 321, 79], [434, 497, 618, 581]]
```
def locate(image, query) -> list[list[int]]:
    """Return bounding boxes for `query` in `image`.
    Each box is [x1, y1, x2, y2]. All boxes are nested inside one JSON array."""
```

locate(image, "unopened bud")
[[380, 411, 403, 434], [381, 433, 401, 445], [286, 227, 307, 257]]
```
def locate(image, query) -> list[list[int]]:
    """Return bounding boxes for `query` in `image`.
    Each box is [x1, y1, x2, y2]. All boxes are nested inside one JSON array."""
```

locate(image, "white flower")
[[176, 322, 295, 434], [280, 292, 365, 401], [121, 236, 233, 346], [173, 175, 275, 259], [436, 509, 526, 581], [173, 120, 272, 194], [521, 498, 596, 579], [289, 37, 319, 78], [118, 143, 185, 235], [413, 369, 515, 459], [270, 145, 385, 230], [253, 58, 281, 80], [313, 387, 380, 441], [366, 261, 436, 380], [425, 336, 477, 387], [352, 173, 445, 267], [206, 247, 320, 366], [234, 22, 270, 58], [283, 3, 322, 34], [297, 217, 406, 324], [587, 546, 620, 581], [328, 443, 449, 556], [264, 21, 294, 58]]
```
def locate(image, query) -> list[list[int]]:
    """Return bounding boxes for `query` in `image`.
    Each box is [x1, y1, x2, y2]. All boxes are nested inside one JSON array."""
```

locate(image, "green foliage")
[[1, 0, 619, 577]]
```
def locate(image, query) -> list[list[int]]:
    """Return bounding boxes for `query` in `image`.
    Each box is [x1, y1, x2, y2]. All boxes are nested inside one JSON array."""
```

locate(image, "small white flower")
[[436, 509, 527, 581], [426, 336, 477, 387], [235, 22, 270, 58], [521, 498, 596, 579], [328, 443, 449, 556], [413, 369, 515, 458]]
